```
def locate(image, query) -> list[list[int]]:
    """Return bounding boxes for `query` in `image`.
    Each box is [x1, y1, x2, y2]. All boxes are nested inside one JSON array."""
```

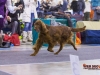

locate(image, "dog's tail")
[[71, 26, 86, 32]]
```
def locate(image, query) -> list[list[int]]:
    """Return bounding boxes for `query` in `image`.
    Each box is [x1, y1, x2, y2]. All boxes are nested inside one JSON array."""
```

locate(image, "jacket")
[[22, 0, 31, 22], [71, 1, 78, 12], [77, 0, 85, 11], [92, 0, 100, 20]]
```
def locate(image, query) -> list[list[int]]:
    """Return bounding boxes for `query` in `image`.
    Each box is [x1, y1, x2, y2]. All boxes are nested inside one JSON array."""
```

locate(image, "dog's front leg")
[[30, 38, 43, 56]]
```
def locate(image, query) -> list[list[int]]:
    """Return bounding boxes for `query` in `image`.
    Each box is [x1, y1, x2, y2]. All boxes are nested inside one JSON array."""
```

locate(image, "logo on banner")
[[83, 64, 100, 70]]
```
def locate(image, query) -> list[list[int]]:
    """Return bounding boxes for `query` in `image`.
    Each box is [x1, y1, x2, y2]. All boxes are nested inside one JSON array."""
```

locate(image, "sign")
[[70, 54, 80, 75]]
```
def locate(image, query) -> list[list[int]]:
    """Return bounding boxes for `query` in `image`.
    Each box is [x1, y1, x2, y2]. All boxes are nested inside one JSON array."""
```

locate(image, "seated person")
[[52, 10, 72, 27], [49, 1, 62, 12], [3, 10, 19, 35], [42, 0, 51, 12]]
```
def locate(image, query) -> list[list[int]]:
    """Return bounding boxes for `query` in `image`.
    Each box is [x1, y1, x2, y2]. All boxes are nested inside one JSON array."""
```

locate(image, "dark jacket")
[[7, 11, 21, 35], [71, 1, 78, 12], [77, 0, 85, 11], [7, 11, 18, 24]]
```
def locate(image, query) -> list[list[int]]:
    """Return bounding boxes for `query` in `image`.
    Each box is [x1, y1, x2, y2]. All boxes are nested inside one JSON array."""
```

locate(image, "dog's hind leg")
[[30, 39, 43, 56], [54, 42, 64, 55], [68, 39, 77, 50]]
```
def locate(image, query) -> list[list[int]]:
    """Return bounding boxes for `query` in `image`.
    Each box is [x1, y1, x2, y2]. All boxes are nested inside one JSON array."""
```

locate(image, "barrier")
[[77, 21, 100, 44]]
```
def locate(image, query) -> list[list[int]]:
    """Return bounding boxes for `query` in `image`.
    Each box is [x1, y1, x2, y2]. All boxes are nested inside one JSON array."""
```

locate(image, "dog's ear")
[[39, 20, 48, 33]]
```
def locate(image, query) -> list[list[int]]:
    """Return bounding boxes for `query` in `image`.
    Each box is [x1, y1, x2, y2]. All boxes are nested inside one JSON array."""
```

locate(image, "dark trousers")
[[52, 12, 73, 27], [3, 21, 18, 34], [84, 12, 90, 21]]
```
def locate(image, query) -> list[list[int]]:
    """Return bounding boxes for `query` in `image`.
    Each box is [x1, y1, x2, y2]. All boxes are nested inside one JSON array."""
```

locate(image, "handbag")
[[96, 9, 100, 15]]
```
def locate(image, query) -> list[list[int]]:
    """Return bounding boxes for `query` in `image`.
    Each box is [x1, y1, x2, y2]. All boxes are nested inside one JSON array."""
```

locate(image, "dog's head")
[[34, 20, 48, 33]]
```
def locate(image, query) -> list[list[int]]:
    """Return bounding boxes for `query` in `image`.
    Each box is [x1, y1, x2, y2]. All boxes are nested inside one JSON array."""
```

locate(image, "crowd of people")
[[0, 0, 100, 47]]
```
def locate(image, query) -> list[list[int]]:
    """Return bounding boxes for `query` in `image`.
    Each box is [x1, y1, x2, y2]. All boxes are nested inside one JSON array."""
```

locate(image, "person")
[[61, 0, 68, 12], [15, 0, 25, 17], [30, 0, 38, 19], [52, 10, 73, 27], [3, 7, 19, 35], [71, 0, 78, 14], [0, 0, 22, 31], [49, 1, 62, 12], [42, 0, 51, 12], [84, 0, 91, 21], [91, 0, 100, 21], [0, 0, 22, 47], [22, 0, 32, 43], [77, 0, 85, 16], [14, 0, 25, 36], [50, 0, 56, 7]]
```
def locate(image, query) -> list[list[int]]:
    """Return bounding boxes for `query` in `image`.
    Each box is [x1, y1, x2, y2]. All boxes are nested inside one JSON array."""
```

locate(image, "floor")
[[0, 44, 100, 75]]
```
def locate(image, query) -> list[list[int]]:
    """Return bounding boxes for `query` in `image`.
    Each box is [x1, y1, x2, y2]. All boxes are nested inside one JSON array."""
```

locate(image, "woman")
[[0, 0, 22, 47], [22, 0, 32, 43], [0, 0, 22, 31], [30, 0, 38, 19], [84, 0, 91, 21]]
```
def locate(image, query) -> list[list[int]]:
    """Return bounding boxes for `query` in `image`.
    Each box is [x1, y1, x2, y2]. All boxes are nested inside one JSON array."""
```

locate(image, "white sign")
[[70, 54, 81, 75]]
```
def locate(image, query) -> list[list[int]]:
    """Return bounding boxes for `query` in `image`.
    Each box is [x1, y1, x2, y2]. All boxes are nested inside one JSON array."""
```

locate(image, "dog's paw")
[[54, 53, 58, 55], [48, 49, 54, 52], [30, 53, 36, 56], [74, 48, 77, 51], [33, 47, 36, 51]]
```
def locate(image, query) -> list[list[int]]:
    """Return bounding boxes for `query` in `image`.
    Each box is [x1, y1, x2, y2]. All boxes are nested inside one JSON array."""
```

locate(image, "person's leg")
[[52, 12, 64, 18], [28, 23, 32, 42], [22, 22, 30, 43], [31, 13, 34, 26], [11, 21, 18, 34], [64, 16, 73, 27], [0, 18, 4, 30], [87, 12, 90, 21], [6, 21, 18, 34], [33, 8, 38, 18], [17, 20, 21, 36], [84, 12, 87, 21]]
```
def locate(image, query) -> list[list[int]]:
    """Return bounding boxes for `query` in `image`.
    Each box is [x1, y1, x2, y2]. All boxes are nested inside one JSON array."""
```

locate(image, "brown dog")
[[30, 20, 86, 56]]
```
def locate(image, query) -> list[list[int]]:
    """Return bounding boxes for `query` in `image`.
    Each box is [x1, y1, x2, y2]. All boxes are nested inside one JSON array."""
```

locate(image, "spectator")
[[71, 0, 78, 14], [3, 10, 19, 35], [91, 0, 100, 21], [22, 0, 32, 43], [15, 0, 25, 17], [39, 0, 45, 10], [42, 0, 51, 12], [61, 0, 68, 12], [52, 10, 73, 27], [77, 0, 85, 16], [14, 0, 25, 35], [0, 0, 22, 31], [0, 0, 22, 47], [50, 0, 56, 7], [49, 1, 62, 12], [84, 0, 91, 21], [30, 0, 38, 19]]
